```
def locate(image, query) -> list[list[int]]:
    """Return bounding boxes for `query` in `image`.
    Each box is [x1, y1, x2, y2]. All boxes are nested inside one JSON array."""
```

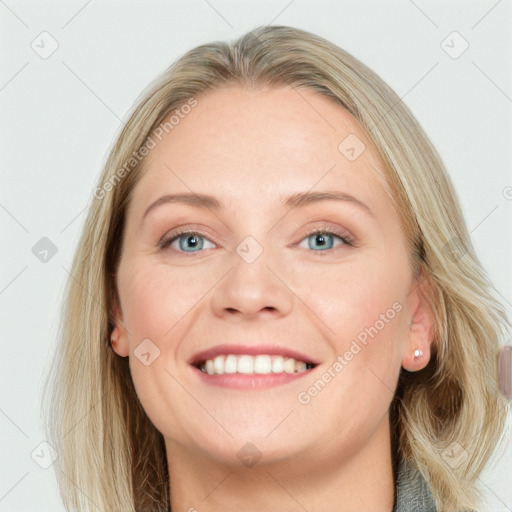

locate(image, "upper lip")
[[189, 344, 319, 366]]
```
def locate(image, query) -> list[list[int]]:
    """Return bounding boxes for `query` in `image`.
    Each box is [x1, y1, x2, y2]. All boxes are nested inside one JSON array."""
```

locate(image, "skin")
[[111, 84, 434, 512]]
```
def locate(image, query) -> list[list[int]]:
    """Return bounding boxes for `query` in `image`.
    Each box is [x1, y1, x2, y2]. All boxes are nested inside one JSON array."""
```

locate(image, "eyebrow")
[[142, 190, 374, 220]]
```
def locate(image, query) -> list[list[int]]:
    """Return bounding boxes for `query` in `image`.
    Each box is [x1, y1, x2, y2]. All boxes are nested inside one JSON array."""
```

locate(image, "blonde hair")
[[42, 25, 510, 511]]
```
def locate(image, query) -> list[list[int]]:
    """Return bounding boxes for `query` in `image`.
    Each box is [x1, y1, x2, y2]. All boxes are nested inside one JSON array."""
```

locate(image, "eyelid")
[[158, 226, 216, 249], [158, 222, 356, 253], [297, 225, 355, 246]]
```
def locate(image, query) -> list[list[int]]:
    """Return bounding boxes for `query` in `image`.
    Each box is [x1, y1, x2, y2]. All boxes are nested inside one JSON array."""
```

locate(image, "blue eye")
[[159, 227, 353, 254], [159, 231, 216, 253], [299, 230, 352, 251]]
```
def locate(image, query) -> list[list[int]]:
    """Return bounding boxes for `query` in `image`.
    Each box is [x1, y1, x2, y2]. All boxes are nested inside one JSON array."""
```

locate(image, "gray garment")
[[393, 458, 437, 512]]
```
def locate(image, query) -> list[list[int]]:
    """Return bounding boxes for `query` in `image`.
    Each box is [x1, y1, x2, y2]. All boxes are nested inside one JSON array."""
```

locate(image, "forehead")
[[130, 84, 392, 217]]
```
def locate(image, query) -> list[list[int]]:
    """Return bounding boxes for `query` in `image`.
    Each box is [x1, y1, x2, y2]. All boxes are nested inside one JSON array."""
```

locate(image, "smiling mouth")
[[194, 354, 317, 375]]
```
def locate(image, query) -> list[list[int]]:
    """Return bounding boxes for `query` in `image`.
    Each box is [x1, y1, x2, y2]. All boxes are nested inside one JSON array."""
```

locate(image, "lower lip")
[[191, 366, 315, 389]]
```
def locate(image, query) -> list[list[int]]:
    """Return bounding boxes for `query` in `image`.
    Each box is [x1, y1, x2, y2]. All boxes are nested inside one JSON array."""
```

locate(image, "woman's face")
[[113, 84, 431, 468]]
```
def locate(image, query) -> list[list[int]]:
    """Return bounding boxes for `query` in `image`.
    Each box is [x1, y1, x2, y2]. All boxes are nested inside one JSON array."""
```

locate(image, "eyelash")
[[158, 226, 355, 254]]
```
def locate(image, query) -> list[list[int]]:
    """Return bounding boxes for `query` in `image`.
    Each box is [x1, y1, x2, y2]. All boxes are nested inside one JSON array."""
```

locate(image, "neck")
[[165, 415, 395, 512]]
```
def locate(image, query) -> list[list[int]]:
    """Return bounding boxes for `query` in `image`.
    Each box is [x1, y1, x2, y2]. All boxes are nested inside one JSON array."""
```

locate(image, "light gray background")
[[1, 1, 511, 510]]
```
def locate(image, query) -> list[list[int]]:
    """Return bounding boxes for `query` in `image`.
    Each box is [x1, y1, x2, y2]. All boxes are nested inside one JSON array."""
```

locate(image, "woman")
[[42, 25, 510, 511]]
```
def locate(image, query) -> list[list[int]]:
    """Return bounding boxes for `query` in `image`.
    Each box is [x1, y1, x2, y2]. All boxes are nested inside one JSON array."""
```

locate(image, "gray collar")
[[392, 458, 437, 512]]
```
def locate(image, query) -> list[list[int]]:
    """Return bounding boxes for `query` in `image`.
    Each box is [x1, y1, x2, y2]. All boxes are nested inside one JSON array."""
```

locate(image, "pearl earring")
[[413, 349, 423, 360]]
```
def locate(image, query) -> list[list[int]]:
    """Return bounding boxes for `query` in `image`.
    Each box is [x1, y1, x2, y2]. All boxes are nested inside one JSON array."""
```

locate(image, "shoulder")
[[393, 458, 437, 512]]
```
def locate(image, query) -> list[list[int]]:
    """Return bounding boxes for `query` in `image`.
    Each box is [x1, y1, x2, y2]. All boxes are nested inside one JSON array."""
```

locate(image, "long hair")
[[42, 25, 510, 511]]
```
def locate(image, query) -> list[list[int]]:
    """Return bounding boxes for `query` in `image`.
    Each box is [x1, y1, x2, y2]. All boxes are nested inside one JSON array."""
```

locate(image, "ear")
[[110, 290, 130, 358], [402, 273, 435, 372]]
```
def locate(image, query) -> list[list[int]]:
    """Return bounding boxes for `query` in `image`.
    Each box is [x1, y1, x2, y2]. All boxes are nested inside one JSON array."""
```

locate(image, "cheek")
[[118, 258, 211, 340], [294, 255, 408, 344], [292, 252, 409, 410], [117, 260, 207, 439], [295, 260, 407, 440]]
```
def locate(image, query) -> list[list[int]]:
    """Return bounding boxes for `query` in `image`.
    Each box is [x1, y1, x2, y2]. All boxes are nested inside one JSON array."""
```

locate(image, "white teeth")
[[213, 355, 224, 375], [296, 361, 307, 372], [237, 355, 253, 374], [224, 354, 237, 374], [283, 357, 295, 374], [272, 356, 284, 373], [198, 354, 313, 375], [253, 355, 272, 374]]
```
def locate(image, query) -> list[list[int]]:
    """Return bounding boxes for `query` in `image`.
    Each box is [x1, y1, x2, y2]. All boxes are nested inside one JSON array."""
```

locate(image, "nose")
[[210, 245, 294, 321]]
